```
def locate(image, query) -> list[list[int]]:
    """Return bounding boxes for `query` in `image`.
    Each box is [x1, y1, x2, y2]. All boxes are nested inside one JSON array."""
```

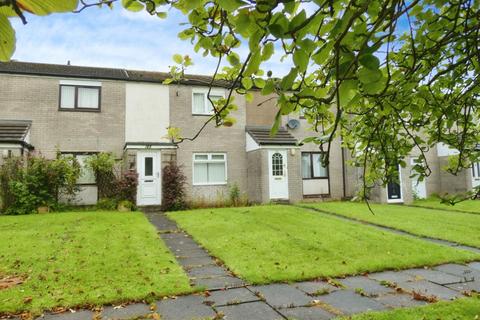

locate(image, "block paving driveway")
[[35, 212, 480, 320]]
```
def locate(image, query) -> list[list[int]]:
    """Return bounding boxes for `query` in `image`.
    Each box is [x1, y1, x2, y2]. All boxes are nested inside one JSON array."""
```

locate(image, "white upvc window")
[[62, 153, 96, 185], [193, 153, 227, 185], [192, 89, 224, 115], [59, 80, 101, 111]]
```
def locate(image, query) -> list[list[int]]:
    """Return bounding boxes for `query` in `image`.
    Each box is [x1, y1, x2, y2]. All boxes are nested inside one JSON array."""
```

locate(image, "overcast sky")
[[10, 6, 292, 76]]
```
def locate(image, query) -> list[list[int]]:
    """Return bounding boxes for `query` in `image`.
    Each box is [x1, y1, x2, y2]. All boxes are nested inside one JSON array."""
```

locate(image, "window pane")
[[272, 152, 283, 176], [302, 154, 311, 179], [60, 86, 75, 109], [211, 154, 225, 160], [194, 163, 208, 183], [208, 162, 226, 183], [312, 153, 328, 177], [78, 87, 99, 109], [144, 157, 153, 176], [194, 154, 208, 161], [193, 93, 206, 114], [76, 155, 96, 184]]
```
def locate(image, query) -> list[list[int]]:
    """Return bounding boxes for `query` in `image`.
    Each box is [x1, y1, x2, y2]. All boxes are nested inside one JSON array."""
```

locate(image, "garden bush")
[[162, 162, 187, 211], [0, 154, 80, 215]]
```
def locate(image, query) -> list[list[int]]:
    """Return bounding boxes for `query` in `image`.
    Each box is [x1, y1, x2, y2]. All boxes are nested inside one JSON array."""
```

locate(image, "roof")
[[246, 126, 298, 146], [0, 120, 34, 149], [0, 61, 231, 88]]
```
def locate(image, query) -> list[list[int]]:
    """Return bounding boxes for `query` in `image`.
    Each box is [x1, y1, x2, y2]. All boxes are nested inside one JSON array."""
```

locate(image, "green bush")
[[96, 198, 118, 210], [0, 155, 81, 215], [85, 153, 117, 199]]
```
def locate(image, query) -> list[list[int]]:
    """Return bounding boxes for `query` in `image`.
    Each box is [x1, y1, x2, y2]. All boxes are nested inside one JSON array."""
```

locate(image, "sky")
[[10, 5, 292, 76]]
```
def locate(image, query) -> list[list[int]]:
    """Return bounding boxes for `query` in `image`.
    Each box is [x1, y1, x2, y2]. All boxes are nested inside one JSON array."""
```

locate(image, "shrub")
[[85, 153, 118, 199], [229, 183, 241, 206], [96, 198, 118, 210], [162, 162, 187, 211], [118, 200, 134, 211], [0, 157, 23, 212], [117, 171, 138, 204], [0, 154, 80, 215]]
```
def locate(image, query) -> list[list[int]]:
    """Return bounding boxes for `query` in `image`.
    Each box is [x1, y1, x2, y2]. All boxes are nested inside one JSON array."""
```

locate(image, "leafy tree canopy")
[[1, 0, 479, 199]]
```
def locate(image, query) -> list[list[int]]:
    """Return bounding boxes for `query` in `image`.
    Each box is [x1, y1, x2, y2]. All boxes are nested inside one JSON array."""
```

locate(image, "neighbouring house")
[[0, 61, 477, 207]]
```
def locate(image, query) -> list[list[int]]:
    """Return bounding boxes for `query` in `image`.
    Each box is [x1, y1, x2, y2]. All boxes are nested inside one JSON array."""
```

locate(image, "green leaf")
[[271, 110, 282, 136], [227, 53, 240, 66], [244, 50, 261, 76], [359, 54, 380, 70], [241, 77, 253, 90], [363, 79, 386, 95], [172, 54, 183, 64], [18, 0, 78, 15], [358, 67, 383, 84], [293, 50, 309, 72], [217, 0, 245, 12], [156, 12, 167, 19], [280, 67, 298, 90], [121, 0, 144, 12], [261, 80, 275, 95], [338, 79, 358, 106], [289, 9, 306, 32], [0, 16, 15, 62], [245, 92, 254, 103], [261, 42, 274, 61], [183, 0, 203, 11]]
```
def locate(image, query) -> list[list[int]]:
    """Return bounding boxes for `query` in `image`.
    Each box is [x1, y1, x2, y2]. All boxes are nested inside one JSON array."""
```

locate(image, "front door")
[[387, 165, 403, 203], [137, 151, 161, 206], [268, 150, 289, 199]]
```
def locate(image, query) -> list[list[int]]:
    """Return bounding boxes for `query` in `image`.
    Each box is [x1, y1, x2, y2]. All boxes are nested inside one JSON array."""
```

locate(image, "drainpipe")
[[341, 136, 347, 199]]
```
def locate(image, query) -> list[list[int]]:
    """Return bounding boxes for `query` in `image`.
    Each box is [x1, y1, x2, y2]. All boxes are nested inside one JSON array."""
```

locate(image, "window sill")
[[59, 108, 101, 113], [193, 182, 228, 186], [302, 177, 329, 180], [192, 113, 214, 117]]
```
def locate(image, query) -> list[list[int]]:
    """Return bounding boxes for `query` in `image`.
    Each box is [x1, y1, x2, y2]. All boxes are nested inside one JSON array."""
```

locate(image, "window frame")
[[192, 152, 228, 186], [473, 161, 480, 179], [59, 84, 102, 112], [61, 152, 97, 186], [191, 88, 224, 116], [301, 152, 329, 180]]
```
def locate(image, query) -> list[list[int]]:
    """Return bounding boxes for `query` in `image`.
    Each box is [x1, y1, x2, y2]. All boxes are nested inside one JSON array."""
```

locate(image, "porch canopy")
[[0, 120, 34, 153]]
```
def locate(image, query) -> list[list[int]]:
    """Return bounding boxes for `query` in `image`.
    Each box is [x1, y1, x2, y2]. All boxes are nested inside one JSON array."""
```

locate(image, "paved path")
[[36, 212, 480, 320]]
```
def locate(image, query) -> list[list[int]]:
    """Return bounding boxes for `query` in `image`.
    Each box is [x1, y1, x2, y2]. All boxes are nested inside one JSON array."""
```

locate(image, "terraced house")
[[0, 61, 477, 206]]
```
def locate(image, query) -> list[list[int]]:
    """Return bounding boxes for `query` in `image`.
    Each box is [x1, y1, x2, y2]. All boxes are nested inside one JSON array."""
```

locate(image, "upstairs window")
[[192, 90, 223, 115], [302, 152, 328, 179], [60, 85, 101, 111]]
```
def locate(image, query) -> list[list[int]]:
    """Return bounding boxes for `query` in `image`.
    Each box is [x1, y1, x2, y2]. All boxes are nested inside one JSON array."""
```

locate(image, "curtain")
[[78, 87, 99, 109], [60, 86, 75, 109], [193, 93, 205, 114]]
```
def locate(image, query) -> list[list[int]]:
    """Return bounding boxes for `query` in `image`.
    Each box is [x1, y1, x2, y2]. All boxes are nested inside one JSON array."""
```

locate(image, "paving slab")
[[250, 284, 314, 308], [178, 255, 216, 267], [39, 311, 96, 320], [339, 276, 394, 297], [216, 301, 282, 320], [374, 293, 427, 308], [468, 262, 480, 271], [434, 264, 480, 280], [368, 271, 414, 285], [101, 303, 152, 319], [396, 279, 461, 300], [404, 268, 464, 285], [445, 280, 480, 293], [146, 214, 178, 231], [293, 281, 339, 296], [156, 295, 216, 320], [192, 275, 245, 290], [173, 248, 212, 258], [188, 265, 231, 278], [317, 290, 387, 315], [278, 306, 334, 320], [204, 287, 259, 306]]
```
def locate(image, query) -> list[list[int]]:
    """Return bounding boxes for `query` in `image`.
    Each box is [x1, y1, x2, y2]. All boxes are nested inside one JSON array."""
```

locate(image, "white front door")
[[472, 162, 480, 188], [268, 150, 289, 200], [137, 151, 161, 206], [410, 158, 427, 199]]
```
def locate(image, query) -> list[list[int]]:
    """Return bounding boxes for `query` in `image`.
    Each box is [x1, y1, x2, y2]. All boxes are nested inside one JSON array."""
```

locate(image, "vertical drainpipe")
[[341, 136, 347, 199]]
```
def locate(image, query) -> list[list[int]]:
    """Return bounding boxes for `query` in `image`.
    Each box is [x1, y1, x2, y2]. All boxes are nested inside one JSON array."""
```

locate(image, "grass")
[[344, 296, 480, 319], [413, 197, 480, 214], [300, 201, 480, 248], [168, 205, 479, 284], [0, 211, 192, 315]]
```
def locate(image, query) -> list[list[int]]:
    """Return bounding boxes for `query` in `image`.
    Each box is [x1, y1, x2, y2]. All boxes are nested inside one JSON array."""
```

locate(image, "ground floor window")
[[473, 162, 480, 179], [193, 153, 227, 185], [301, 152, 328, 179], [62, 153, 96, 185]]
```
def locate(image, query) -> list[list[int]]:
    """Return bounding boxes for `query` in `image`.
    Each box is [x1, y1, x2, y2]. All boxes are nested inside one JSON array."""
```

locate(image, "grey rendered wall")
[[169, 85, 248, 202]]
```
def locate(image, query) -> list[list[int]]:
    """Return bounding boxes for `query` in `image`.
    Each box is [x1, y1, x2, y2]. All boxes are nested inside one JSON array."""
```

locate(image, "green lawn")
[[0, 212, 192, 315], [345, 296, 480, 319], [301, 202, 480, 248], [168, 205, 478, 284], [414, 197, 480, 214]]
